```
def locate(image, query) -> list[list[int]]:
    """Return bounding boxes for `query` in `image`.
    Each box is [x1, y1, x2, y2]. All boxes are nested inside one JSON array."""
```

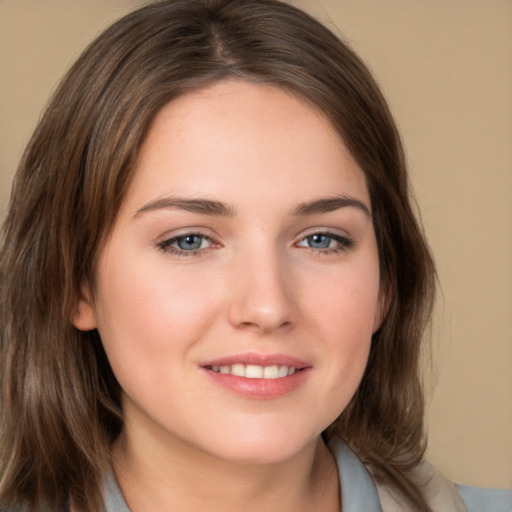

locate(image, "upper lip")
[[200, 353, 310, 369]]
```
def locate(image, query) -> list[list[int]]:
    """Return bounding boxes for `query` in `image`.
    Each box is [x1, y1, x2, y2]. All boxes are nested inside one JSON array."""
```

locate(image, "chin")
[[191, 420, 321, 466]]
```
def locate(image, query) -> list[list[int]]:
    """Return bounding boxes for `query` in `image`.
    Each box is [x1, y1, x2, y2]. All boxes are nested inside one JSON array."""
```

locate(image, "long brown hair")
[[0, 1, 435, 510]]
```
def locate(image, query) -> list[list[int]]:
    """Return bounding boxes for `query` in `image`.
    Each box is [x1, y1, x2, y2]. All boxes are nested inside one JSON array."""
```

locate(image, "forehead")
[[123, 79, 369, 214]]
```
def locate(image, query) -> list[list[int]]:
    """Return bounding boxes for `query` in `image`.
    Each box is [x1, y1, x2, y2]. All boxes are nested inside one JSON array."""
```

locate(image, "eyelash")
[[157, 232, 216, 256], [296, 231, 354, 255], [156, 231, 354, 257]]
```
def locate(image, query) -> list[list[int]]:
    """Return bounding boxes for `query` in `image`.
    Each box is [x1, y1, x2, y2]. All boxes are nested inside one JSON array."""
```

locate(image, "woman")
[[0, 1, 510, 511]]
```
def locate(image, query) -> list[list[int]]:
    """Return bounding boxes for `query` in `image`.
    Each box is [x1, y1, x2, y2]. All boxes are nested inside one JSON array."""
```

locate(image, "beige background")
[[1, 0, 511, 488]]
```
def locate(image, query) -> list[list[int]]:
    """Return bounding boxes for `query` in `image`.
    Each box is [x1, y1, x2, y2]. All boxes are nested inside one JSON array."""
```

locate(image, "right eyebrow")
[[292, 196, 371, 217], [134, 197, 237, 218]]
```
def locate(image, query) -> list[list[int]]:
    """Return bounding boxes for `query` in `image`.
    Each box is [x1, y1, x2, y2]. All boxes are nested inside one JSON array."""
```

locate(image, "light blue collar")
[[104, 466, 130, 512], [330, 438, 382, 512], [104, 438, 382, 511]]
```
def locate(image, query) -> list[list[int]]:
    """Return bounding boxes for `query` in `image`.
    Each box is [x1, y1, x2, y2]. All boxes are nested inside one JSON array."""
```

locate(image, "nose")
[[227, 247, 296, 334]]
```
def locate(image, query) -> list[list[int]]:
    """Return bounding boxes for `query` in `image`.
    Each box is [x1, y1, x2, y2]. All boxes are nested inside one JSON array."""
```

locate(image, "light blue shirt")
[[104, 440, 512, 512]]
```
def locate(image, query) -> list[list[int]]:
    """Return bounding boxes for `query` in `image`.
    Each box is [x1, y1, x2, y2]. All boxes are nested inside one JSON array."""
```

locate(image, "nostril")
[[226, 274, 296, 333], [236, 319, 293, 334]]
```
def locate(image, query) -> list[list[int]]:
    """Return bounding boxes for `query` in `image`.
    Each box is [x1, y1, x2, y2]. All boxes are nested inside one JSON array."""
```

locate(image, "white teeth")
[[246, 365, 263, 379], [278, 365, 289, 378], [209, 364, 298, 379], [263, 365, 279, 379], [231, 363, 246, 377]]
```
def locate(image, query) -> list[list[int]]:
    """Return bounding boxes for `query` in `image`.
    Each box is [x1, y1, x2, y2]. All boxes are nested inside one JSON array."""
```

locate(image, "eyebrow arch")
[[134, 195, 370, 219], [135, 197, 236, 217], [293, 196, 371, 217]]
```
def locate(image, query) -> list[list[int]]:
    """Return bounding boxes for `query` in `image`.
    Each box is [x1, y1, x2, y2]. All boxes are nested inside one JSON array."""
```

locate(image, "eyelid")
[[154, 227, 355, 257], [296, 226, 353, 241], [156, 229, 221, 256], [295, 229, 355, 251]]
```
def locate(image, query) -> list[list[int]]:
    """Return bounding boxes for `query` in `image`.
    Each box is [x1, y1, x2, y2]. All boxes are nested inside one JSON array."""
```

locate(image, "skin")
[[74, 79, 383, 512]]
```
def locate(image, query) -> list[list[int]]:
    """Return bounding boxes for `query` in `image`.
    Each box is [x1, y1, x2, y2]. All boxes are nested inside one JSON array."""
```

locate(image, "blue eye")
[[297, 232, 353, 251], [305, 234, 333, 249], [158, 234, 212, 254], [175, 234, 206, 250]]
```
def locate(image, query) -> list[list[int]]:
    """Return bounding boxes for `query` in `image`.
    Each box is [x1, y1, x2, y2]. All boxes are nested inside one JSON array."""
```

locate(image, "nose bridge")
[[228, 238, 295, 333]]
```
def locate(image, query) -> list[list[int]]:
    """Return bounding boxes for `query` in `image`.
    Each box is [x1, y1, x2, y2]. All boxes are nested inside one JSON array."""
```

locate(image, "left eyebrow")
[[134, 197, 236, 217], [292, 196, 371, 217]]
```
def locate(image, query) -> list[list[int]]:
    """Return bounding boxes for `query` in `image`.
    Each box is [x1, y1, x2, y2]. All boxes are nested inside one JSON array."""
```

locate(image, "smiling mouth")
[[204, 364, 299, 379], [202, 358, 310, 399]]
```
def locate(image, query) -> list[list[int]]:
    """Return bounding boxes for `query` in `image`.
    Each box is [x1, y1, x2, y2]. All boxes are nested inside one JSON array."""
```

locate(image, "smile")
[[205, 364, 297, 379], [201, 355, 311, 400]]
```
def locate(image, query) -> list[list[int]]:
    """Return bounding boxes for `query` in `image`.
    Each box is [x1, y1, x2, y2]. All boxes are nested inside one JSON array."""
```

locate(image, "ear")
[[72, 281, 97, 331]]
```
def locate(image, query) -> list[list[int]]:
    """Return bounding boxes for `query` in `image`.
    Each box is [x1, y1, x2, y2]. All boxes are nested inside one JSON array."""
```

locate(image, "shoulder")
[[329, 437, 512, 512], [366, 458, 467, 511], [456, 484, 512, 512], [372, 457, 512, 512], [398, 459, 512, 512]]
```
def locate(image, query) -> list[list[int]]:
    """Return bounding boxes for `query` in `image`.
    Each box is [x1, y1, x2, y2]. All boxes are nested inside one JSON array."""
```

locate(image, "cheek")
[[307, 258, 381, 340], [93, 254, 223, 375], [302, 260, 379, 410], [322, 284, 375, 377]]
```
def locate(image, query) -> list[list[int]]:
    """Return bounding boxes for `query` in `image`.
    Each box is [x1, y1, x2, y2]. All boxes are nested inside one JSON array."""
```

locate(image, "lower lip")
[[202, 367, 311, 400]]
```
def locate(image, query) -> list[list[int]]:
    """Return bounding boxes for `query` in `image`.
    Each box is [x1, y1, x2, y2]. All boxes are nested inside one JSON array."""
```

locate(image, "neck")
[[111, 424, 340, 512]]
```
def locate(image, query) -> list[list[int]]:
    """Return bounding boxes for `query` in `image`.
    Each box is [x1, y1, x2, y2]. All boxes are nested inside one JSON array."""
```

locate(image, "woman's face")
[[75, 80, 382, 465]]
